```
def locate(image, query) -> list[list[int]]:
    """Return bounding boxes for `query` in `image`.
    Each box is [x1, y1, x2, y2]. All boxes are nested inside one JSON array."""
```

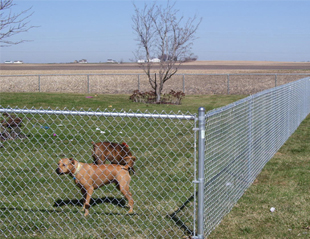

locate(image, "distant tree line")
[[158, 54, 198, 62]]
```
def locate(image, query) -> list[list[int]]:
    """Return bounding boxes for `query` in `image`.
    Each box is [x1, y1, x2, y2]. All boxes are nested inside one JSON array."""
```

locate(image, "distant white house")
[[4, 61, 13, 64], [13, 60, 23, 64], [150, 58, 160, 63], [107, 59, 117, 63], [138, 58, 160, 63]]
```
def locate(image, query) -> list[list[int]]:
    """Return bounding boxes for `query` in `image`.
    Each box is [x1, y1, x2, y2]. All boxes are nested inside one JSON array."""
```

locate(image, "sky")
[[0, 0, 309, 63]]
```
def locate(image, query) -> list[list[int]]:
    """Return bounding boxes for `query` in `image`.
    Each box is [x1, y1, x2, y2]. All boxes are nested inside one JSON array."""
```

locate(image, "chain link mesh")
[[203, 77, 310, 236], [1, 77, 309, 238], [0, 108, 197, 238]]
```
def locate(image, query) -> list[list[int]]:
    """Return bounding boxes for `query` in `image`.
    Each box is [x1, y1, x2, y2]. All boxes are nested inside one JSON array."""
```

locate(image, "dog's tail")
[[121, 165, 136, 175], [128, 167, 136, 175], [121, 164, 131, 171], [124, 156, 136, 175]]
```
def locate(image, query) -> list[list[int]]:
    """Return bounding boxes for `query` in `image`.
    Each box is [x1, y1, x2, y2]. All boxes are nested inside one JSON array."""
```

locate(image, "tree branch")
[[0, 0, 37, 47]]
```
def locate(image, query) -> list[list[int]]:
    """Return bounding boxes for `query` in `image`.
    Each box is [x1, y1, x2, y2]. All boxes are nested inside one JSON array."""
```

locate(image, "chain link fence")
[[1, 77, 309, 238], [202, 77, 310, 237], [1, 73, 310, 95], [0, 108, 198, 238]]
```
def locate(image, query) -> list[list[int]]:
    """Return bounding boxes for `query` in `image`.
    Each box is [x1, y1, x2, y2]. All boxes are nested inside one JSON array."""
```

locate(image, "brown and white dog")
[[55, 158, 134, 216], [91, 141, 137, 174]]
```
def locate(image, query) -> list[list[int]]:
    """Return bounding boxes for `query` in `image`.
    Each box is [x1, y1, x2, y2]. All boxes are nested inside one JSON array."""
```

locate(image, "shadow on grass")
[[53, 196, 128, 209], [167, 194, 196, 237], [0, 197, 134, 216]]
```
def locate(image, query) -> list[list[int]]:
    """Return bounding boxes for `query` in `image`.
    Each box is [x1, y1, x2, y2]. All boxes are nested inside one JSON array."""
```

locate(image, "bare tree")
[[0, 0, 36, 47], [132, 1, 201, 103]]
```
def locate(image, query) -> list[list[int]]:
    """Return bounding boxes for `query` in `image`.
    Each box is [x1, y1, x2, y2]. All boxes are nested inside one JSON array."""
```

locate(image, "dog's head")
[[55, 158, 75, 175]]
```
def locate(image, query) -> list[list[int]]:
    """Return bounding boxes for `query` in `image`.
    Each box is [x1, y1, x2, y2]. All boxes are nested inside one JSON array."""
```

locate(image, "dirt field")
[[1, 61, 309, 95], [1, 61, 310, 74]]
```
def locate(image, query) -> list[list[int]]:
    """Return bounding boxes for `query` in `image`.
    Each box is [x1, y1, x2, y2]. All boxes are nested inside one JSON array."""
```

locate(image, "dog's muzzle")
[[55, 168, 64, 175]]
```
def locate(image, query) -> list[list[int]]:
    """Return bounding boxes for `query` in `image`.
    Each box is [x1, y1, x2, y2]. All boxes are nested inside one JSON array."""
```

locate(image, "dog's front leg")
[[81, 187, 87, 211], [83, 187, 94, 216]]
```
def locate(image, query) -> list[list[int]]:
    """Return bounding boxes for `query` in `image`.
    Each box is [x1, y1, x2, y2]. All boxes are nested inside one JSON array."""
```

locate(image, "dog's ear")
[[122, 142, 129, 148], [69, 158, 74, 162]]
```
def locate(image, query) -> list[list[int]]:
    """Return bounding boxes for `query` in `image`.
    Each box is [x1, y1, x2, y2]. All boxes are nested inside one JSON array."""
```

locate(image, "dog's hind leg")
[[118, 181, 134, 214]]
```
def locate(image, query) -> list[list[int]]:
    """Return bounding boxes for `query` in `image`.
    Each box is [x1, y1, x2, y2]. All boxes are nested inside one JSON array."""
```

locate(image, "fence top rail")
[[1, 73, 310, 77], [0, 107, 196, 120]]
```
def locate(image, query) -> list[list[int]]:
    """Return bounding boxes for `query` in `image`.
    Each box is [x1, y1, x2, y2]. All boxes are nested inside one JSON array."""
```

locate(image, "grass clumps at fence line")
[[129, 90, 185, 105]]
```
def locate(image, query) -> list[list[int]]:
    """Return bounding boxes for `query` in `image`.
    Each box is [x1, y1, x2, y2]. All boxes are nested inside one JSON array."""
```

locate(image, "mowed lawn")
[[0, 92, 309, 238], [0, 92, 245, 114]]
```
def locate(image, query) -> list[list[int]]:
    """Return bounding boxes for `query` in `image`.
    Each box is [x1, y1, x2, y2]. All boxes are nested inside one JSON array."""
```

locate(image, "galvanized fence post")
[[183, 74, 185, 93], [227, 74, 230, 94], [38, 75, 41, 92], [275, 74, 277, 87], [247, 97, 253, 186], [197, 107, 206, 239], [87, 74, 90, 93]]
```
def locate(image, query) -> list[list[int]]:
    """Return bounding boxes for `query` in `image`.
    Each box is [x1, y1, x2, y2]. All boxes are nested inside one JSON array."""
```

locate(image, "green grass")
[[0, 92, 309, 238], [0, 92, 245, 114]]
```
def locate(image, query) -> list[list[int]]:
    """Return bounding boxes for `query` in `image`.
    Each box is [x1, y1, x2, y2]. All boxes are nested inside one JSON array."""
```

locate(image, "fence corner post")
[[275, 74, 277, 87], [197, 107, 206, 239]]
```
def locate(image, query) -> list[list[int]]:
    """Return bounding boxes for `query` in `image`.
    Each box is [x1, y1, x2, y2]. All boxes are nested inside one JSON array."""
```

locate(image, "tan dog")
[[55, 158, 134, 216], [91, 141, 137, 174]]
